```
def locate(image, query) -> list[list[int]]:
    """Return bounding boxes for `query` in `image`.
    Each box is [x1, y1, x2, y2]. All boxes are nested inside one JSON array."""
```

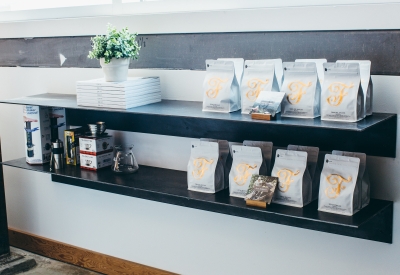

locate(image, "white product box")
[[79, 135, 114, 155], [76, 84, 161, 99], [80, 152, 113, 170], [49, 107, 66, 144], [23, 105, 51, 164], [77, 95, 161, 109]]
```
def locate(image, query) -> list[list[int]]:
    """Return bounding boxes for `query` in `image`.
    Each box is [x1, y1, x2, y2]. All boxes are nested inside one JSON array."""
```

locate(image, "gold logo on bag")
[[246, 78, 269, 101], [287, 81, 312, 104], [277, 169, 300, 192], [325, 174, 352, 199], [327, 82, 353, 106], [234, 163, 258, 186], [192, 158, 214, 180], [206, 77, 228, 98]]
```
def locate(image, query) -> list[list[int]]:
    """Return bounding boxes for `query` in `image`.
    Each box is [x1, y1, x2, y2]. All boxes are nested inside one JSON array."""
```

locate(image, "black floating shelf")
[[0, 93, 396, 157], [2, 158, 393, 244]]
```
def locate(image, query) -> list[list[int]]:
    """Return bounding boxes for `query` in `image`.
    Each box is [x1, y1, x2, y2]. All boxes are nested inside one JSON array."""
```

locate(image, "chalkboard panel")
[[0, 30, 399, 75]]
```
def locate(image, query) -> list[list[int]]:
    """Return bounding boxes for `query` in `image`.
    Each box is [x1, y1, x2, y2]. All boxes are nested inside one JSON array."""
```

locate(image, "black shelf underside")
[[2, 158, 393, 244], [0, 93, 397, 157]]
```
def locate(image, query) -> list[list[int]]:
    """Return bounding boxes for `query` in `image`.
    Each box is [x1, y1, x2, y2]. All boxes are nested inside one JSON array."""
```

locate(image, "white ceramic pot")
[[100, 58, 130, 82]]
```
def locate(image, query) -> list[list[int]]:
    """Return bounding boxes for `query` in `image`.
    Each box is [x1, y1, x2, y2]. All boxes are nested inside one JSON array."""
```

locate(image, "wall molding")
[[8, 228, 176, 275]]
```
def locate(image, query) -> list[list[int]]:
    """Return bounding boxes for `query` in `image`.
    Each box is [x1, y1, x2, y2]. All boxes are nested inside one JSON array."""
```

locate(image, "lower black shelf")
[[2, 158, 393, 244]]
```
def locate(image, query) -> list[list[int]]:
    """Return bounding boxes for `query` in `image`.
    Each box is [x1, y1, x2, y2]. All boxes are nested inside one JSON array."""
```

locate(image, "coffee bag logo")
[[287, 81, 311, 104], [246, 78, 269, 101], [327, 82, 353, 106], [325, 174, 352, 199], [192, 158, 214, 180], [277, 169, 300, 192], [206, 77, 228, 98], [234, 163, 258, 186]]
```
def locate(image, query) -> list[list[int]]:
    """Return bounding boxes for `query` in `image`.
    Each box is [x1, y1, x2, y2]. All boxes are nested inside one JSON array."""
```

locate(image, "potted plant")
[[88, 24, 140, 82]]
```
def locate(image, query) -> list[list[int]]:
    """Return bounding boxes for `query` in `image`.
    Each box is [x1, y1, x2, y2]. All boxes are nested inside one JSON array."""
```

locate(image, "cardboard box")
[[80, 152, 113, 170], [79, 135, 114, 155], [49, 107, 66, 144], [64, 128, 84, 165], [23, 105, 51, 164]]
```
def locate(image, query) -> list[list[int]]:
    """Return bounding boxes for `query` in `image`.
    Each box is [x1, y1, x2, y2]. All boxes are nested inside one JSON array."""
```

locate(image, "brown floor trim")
[[8, 228, 176, 275]]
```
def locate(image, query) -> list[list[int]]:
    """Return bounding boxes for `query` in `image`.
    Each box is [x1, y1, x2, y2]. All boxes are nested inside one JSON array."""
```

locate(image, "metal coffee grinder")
[[50, 139, 64, 171]]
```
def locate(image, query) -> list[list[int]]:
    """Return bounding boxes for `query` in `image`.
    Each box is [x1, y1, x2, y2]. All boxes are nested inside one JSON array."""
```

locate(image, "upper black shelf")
[[0, 93, 397, 157], [1, 158, 393, 244]]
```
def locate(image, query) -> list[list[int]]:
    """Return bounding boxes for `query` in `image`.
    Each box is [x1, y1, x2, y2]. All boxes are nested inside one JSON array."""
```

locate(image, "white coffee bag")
[[336, 60, 373, 117], [200, 138, 230, 189], [272, 149, 312, 207], [229, 145, 263, 198], [281, 62, 321, 118], [318, 154, 360, 216], [203, 60, 240, 113], [240, 60, 280, 114], [288, 145, 320, 201], [187, 140, 224, 193], [332, 150, 370, 209], [321, 63, 364, 122], [295, 59, 327, 84], [243, 140, 273, 176]]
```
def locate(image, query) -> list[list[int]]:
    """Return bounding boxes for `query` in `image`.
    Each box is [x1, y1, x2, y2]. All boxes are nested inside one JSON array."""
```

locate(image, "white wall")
[[0, 3, 400, 275]]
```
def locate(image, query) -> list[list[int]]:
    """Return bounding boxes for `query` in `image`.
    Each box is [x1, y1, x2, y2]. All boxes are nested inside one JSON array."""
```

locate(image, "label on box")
[[79, 136, 114, 155], [80, 152, 113, 170], [23, 105, 51, 164]]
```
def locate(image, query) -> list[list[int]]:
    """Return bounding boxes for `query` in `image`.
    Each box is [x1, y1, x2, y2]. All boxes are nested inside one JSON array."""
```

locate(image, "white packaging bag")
[[295, 59, 327, 85], [203, 60, 240, 113], [229, 145, 263, 198], [281, 62, 321, 118], [243, 140, 273, 176], [318, 154, 361, 216], [200, 138, 230, 189], [272, 149, 312, 207], [332, 150, 370, 209], [336, 60, 373, 117], [272, 59, 283, 90], [218, 58, 244, 86], [321, 62, 364, 122], [187, 140, 224, 193], [240, 60, 280, 114], [288, 145, 320, 201]]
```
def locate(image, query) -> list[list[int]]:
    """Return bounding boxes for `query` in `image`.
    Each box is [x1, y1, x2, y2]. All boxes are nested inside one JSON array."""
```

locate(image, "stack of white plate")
[[76, 77, 161, 109]]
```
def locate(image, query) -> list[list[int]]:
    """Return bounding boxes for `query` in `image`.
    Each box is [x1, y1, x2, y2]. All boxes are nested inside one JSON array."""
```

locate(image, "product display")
[[250, 91, 285, 121], [287, 145, 321, 201], [111, 144, 139, 174], [79, 135, 114, 155], [245, 175, 278, 208], [243, 140, 273, 176], [240, 60, 280, 114], [76, 77, 161, 109], [50, 139, 64, 171], [272, 149, 312, 207], [318, 154, 361, 216], [81, 151, 113, 171], [332, 150, 370, 209], [64, 127, 84, 166], [321, 62, 364, 122], [188, 140, 224, 193], [49, 107, 66, 143], [229, 145, 263, 198], [23, 105, 51, 164], [202, 60, 240, 113], [336, 60, 373, 117], [295, 59, 327, 84], [281, 62, 321, 118]]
